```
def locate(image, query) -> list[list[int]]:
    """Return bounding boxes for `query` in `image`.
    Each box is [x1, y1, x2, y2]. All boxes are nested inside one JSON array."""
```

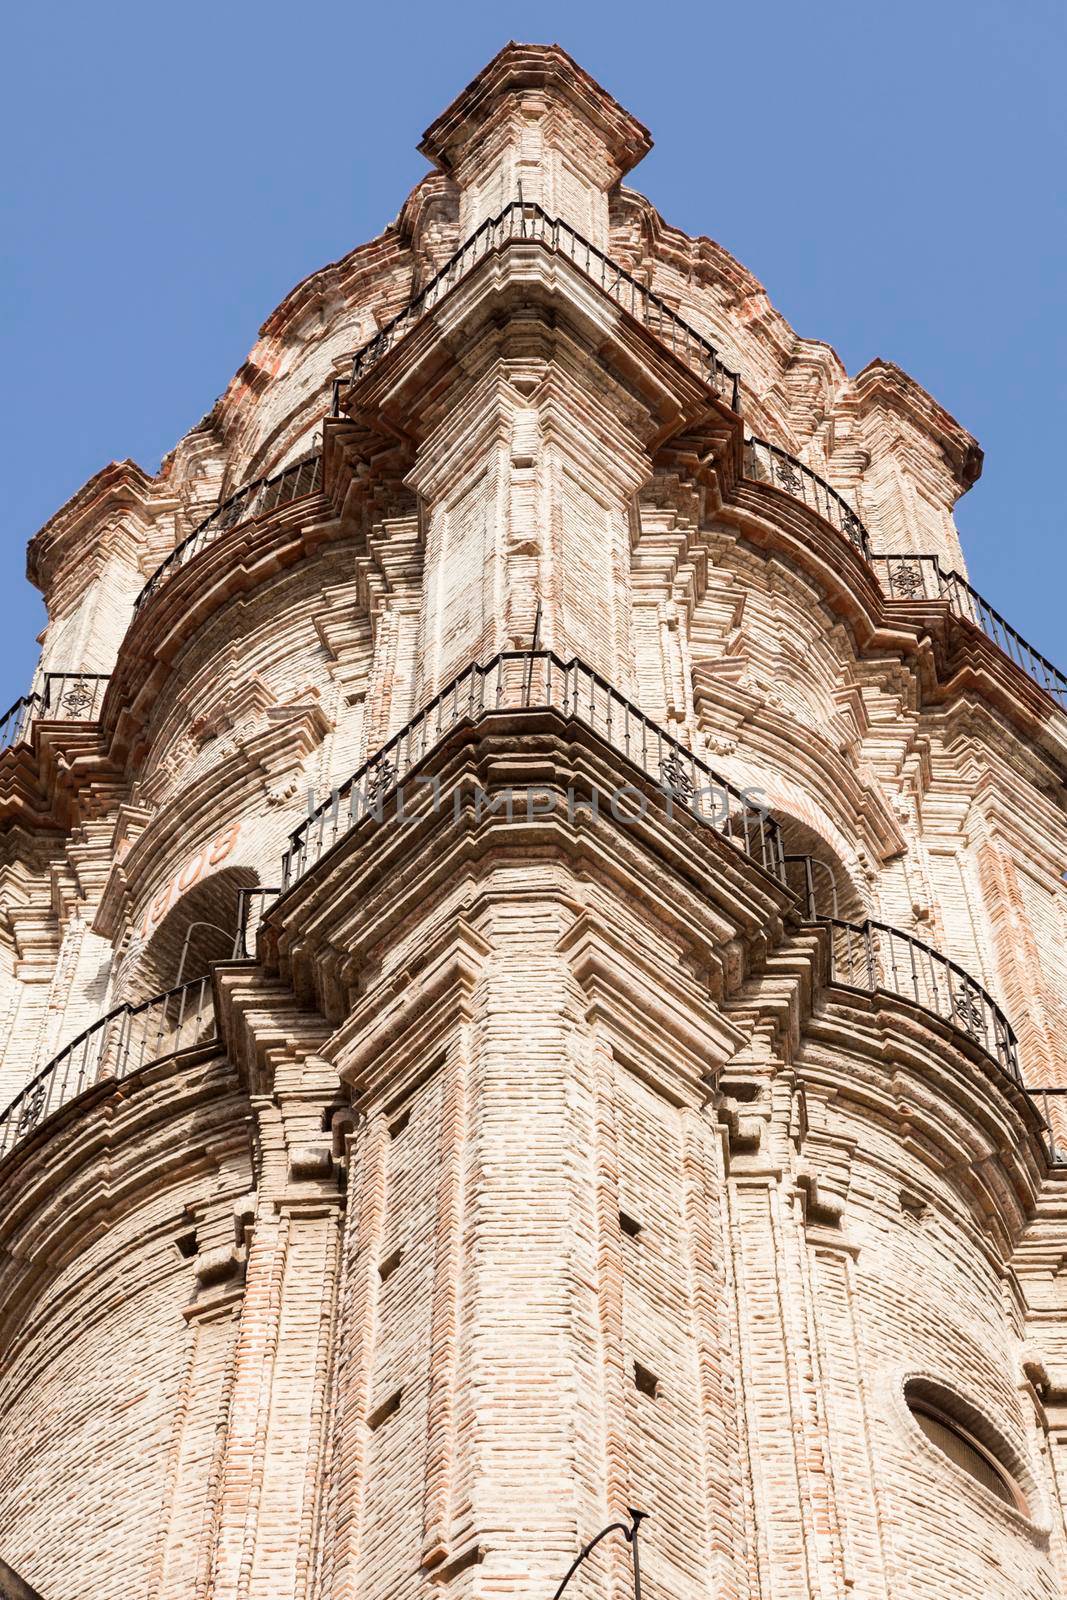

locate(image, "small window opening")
[[634, 1362, 659, 1399], [620, 1211, 643, 1239], [367, 1388, 403, 1430], [174, 1230, 199, 1260], [379, 1248, 403, 1282], [908, 1394, 1029, 1514], [434, 1545, 484, 1581]]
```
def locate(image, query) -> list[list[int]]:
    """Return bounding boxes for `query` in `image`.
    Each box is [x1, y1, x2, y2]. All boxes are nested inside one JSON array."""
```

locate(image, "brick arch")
[[120, 863, 260, 1004], [773, 809, 869, 922]]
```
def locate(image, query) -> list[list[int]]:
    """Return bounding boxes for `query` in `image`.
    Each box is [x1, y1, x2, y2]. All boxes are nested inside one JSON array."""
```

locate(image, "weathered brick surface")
[[0, 40, 1065, 1600]]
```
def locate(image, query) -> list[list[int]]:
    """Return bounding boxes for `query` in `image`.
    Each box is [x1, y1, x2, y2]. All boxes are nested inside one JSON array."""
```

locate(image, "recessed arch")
[[903, 1377, 1035, 1520], [120, 864, 260, 1004]]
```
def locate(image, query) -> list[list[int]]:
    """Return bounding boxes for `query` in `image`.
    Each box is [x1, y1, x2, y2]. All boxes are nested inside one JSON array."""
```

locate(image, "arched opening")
[[122, 865, 260, 1005], [904, 1379, 1032, 1518], [776, 815, 868, 923]]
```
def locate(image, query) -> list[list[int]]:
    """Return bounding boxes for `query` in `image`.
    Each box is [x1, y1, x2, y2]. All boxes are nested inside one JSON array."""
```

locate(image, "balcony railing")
[[0, 976, 216, 1163], [1026, 1086, 1067, 1165], [872, 553, 1067, 708], [742, 440, 1066, 711], [134, 451, 323, 612], [283, 650, 783, 889], [821, 917, 1020, 1082], [745, 438, 871, 559], [233, 886, 283, 957], [0, 672, 110, 753], [345, 200, 743, 411]]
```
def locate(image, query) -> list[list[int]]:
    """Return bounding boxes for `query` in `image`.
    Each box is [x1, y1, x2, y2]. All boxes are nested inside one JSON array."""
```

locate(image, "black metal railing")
[[234, 887, 282, 957], [0, 694, 39, 751], [821, 917, 1020, 1082], [742, 441, 1065, 712], [0, 673, 110, 753], [745, 438, 871, 559], [0, 976, 216, 1162], [1025, 1086, 1067, 1165], [283, 650, 783, 889], [346, 200, 742, 411], [134, 451, 323, 612], [872, 553, 1067, 708], [784, 855, 1021, 1086]]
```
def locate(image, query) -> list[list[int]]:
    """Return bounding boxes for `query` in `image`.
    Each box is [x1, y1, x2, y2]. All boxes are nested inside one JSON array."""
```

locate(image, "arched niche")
[[775, 813, 868, 923], [119, 864, 260, 1004]]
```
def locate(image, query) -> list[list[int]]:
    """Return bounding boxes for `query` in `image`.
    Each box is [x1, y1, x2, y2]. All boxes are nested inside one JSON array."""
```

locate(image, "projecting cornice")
[[27, 458, 161, 598], [419, 41, 652, 181], [854, 358, 984, 493]]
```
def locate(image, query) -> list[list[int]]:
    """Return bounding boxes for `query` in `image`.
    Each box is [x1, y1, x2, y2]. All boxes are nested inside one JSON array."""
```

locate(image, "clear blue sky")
[[1, 0, 1063, 701]]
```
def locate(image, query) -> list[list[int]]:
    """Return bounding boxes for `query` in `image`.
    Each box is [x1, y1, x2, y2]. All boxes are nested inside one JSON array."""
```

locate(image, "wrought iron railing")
[[134, 451, 323, 612], [1025, 1086, 1067, 1165], [785, 857, 1021, 1085], [0, 694, 39, 751], [0, 673, 110, 753], [0, 976, 216, 1163], [283, 650, 783, 889], [821, 917, 1020, 1082], [872, 553, 1067, 708], [346, 200, 742, 410], [745, 438, 871, 559], [742, 441, 1065, 711], [233, 887, 282, 957]]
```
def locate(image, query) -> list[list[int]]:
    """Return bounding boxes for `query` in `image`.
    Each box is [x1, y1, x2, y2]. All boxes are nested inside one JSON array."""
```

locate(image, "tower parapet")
[[1, 43, 1065, 1600]]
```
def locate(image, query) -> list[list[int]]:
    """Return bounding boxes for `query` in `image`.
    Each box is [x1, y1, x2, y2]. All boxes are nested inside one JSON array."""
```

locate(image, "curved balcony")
[[745, 438, 1066, 712], [745, 438, 871, 559], [133, 450, 323, 613], [0, 673, 110, 753], [343, 199, 743, 411], [0, 660, 1034, 1170], [283, 649, 785, 887], [0, 976, 216, 1164], [820, 915, 1019, 1081], [276, 659, 1025, 1091], [873, 552, 1067, 708]]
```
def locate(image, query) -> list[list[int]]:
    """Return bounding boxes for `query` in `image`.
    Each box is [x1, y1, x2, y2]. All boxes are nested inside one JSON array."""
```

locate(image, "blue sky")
[[1, 0, 1063, 700]]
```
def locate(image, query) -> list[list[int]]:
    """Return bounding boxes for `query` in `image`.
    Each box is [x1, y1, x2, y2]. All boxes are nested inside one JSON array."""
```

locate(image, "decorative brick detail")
[[0, 40, 1065, 1600]]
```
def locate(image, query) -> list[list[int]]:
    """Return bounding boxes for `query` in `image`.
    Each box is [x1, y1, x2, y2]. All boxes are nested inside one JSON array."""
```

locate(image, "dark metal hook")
[[552, 1507, 647, 1600]]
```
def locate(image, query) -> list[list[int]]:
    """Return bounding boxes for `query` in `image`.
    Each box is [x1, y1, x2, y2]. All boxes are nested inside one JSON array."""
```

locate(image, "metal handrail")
[[0, 976, 216, 1163], [233, 887, 283, 957], [743, 440, 1065, 710], [134, 451, 323, 612], [283, 649, 783, 889], [819, 916, 1020, 1083], [745, 438, 871, 559], [345, 199, 742, 410], [1023, 1085, 1067, 1165], [872, 553, 1067, 708], [0, 673, 111, 753], [0, 694, 41, 752]]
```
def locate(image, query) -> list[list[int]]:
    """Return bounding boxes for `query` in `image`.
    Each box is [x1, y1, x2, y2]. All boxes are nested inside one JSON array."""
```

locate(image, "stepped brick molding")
[[1, 39, 1066, 1600]]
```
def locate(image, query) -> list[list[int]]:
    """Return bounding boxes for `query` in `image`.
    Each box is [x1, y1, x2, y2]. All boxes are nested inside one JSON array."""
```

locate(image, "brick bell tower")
[[2, 42, 1067, 1600]]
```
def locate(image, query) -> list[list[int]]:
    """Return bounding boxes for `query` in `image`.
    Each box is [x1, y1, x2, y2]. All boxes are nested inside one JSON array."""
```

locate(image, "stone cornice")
[[419, 42, 652, 180], [854, 359, 983, 492], [26, 457, 169, 605], [342, 237, 739, 462]]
